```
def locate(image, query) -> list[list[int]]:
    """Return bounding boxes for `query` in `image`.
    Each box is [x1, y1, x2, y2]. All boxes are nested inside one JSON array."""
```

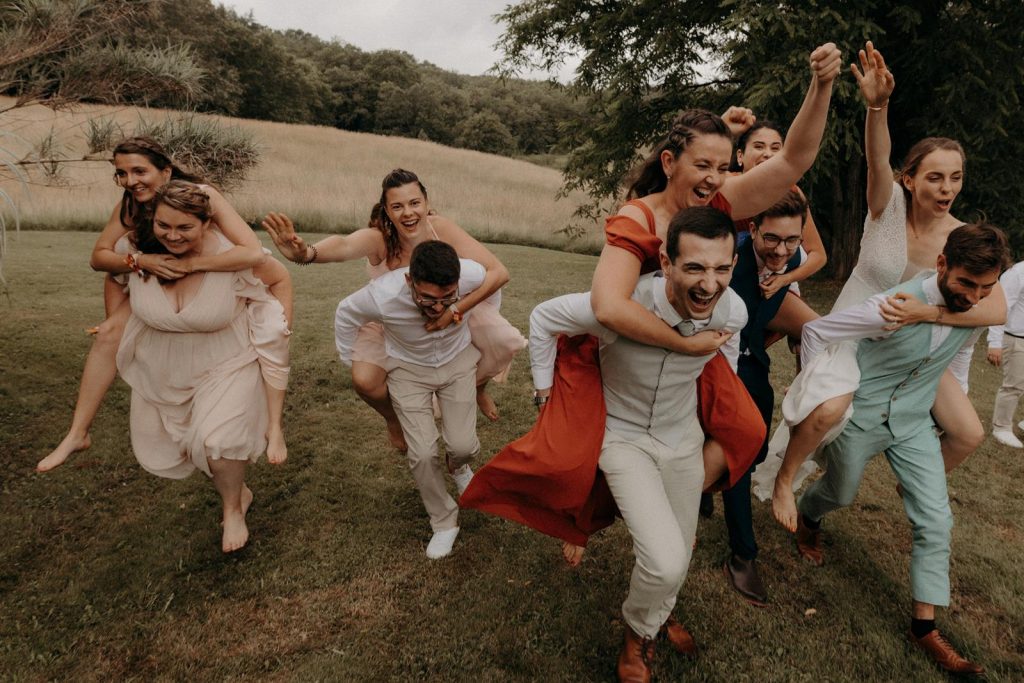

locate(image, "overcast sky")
[[218, 0, 580, 82]]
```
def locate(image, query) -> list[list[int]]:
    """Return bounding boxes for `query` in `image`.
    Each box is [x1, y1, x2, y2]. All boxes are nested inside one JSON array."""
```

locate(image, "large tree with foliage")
[[497, 0, 1024, 276]]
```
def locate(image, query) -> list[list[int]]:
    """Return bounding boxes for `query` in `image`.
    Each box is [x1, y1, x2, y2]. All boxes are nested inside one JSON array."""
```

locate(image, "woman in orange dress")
[[462, 42, 843, 563]]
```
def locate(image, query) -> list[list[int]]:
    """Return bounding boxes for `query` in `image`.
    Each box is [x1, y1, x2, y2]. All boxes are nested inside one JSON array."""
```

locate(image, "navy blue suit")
[[720, 234, 801, 560]]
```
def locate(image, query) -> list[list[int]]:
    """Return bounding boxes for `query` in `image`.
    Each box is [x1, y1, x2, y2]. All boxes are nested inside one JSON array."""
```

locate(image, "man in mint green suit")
[[793, 223, 1009, 677]]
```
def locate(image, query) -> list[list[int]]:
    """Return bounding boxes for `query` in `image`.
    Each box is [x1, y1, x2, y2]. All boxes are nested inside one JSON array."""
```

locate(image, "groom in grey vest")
[[529, 207, 748, 683], [794, 223, 1009, 676]]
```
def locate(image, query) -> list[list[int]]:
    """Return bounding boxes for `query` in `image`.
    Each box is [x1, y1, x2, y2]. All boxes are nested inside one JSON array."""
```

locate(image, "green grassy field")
[[1, 232, 1022, 682]]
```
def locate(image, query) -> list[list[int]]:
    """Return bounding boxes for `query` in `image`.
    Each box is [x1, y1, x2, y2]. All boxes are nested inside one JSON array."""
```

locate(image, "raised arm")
[[851, 41, 897, 219], [721, 42, 843, 220], [262, 211, 385, 265]]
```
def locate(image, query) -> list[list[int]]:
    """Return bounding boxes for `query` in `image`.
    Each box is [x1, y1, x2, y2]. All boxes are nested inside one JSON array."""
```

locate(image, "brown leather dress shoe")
[[659, 615, 697, 656], [795, 515, 824, 566], [723, 554, 768, 606], [617, 624, 656, 683], [910, 629, 985, 675]]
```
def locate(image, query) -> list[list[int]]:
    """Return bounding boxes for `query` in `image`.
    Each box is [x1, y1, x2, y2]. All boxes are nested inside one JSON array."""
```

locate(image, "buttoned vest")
[[601, 273, 733, 446], [851, 276, 974, 440]]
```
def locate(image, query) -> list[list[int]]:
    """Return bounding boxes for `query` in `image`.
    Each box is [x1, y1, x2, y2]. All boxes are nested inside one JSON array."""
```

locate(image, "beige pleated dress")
[[115, 232, 290, 479]]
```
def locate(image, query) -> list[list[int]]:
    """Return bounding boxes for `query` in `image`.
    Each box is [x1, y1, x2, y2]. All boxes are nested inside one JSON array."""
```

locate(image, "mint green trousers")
[[798, 420, 953, 607]]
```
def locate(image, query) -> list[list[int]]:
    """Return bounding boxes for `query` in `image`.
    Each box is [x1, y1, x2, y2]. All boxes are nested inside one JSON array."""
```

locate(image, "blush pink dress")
[[115, 232, 290, 479]]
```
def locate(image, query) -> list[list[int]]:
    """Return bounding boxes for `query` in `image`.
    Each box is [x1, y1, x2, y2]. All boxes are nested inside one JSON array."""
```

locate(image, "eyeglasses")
[[758, 232, 803, 249], [412, 290, 460, 308]]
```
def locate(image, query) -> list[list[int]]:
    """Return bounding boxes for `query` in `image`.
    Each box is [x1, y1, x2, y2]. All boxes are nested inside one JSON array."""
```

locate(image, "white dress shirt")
[[987, 261, 1024, 348], [334, 259, 486, 368], [529, 273, 747, 390], [801, 273, 980, 391]]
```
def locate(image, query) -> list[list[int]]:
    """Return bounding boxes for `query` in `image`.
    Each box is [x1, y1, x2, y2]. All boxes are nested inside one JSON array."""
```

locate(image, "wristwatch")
[[533, 391, 549, 408]]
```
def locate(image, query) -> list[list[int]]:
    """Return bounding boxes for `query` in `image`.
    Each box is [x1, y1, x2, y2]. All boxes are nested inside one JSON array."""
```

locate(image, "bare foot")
[[266, 427, 287, 464], [772, 480, 798, 533], [476, 386, 499, 422], [221, 508, 249, 553], [561, 542, 585, 567], [37, 432, 92, 472], [386, 418, 407, 453]]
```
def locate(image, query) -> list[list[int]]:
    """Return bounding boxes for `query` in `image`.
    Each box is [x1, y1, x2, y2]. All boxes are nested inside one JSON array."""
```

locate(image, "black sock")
[[911, 618, 936, 639], [801, 513, 820, 530]]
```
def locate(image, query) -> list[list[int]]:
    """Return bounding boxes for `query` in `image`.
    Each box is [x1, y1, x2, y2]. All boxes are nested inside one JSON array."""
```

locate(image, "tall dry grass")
[[0, 96, 604, 251]]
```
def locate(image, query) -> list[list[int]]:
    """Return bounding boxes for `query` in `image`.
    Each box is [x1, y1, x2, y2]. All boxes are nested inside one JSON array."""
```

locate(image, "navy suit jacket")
[[731, 234, 801, 372]]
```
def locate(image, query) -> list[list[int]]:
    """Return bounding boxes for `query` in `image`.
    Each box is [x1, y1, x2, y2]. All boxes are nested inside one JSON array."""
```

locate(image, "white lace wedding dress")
[[752, 182, 927, 500]]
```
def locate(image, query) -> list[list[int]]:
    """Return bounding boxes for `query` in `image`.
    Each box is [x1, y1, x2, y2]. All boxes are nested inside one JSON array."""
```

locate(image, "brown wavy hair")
[[112, 136, 203, 230], [368, 168, 429, 264], [130, 181, 212, 255], [897, 137, 965, 207], [626, 109, 732, 199]]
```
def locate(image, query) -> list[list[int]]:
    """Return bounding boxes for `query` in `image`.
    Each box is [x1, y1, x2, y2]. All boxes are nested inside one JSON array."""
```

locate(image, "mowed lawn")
[[1, 232, 1022, 682]]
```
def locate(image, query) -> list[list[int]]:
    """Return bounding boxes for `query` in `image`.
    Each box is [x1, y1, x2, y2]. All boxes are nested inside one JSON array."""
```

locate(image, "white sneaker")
[[992, 429, 1024, 448], [452, 464, 474, 496], [1017, 419, 1024, 432], [425, 527, 460, 559]]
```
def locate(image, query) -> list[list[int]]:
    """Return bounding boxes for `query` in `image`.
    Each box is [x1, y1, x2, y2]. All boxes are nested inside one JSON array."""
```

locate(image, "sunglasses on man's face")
[[412, 289, 460, 308]]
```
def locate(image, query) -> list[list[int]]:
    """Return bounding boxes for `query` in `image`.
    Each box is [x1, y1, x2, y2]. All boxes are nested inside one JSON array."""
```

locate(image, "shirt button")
[[881, 412, 888, 418]]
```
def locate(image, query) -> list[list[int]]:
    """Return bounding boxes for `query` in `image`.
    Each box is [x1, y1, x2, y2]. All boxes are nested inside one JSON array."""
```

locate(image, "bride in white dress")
[[753, 42, 1007, 532]]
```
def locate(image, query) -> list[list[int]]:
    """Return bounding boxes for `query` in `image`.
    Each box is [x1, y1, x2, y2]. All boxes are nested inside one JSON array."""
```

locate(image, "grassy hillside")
[[1, 232, 1022, 681], [0, 97, 603, 252]]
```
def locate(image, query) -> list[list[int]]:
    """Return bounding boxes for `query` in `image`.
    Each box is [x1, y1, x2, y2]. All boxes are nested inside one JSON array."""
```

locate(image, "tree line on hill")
[[114, 0, 584, 158], [5, 1, 1022, 277]]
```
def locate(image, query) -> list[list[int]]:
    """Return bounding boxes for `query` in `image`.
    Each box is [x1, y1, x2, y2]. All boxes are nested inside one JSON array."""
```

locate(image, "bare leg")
[[476, 380, 498, 422], [264, 385, 288, 465], [208, 457, 249, 553], [702, 438, 729, 491], [352, 360, 407, 452], [772, 393, 852, 532], [766, 294, 820, 343], [38, 284, 130, 472], [932, 370, 984, 474]]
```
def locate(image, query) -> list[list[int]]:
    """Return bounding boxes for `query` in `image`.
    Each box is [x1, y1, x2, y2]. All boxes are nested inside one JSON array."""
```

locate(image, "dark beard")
[[937, 273, 972, 313]]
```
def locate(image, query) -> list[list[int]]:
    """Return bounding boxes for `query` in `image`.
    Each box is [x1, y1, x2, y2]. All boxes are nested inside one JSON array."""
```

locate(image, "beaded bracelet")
[[449, 303, 463, 325]]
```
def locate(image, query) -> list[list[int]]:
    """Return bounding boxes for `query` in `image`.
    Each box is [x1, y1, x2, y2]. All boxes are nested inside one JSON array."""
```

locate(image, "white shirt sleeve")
[[458, 259, 487, 296], [800, 292, 893, 366], [529, 292, 616, 390], [949, 330, 982, 393], [987, 265, 1024, 348], [334, 285, 381, 367]]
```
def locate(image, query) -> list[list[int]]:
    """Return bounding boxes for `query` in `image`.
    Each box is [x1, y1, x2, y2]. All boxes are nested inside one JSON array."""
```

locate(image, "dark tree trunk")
[[827, 157, 866, 281]]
